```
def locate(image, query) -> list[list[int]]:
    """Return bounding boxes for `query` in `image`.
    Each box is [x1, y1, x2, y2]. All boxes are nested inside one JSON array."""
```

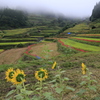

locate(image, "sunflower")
[[81, 63, 86, 75], [12, 69, 26, 85], [35, 68, 48, 81], [5, 68, 15, 82], [52, 61, 57, 69]]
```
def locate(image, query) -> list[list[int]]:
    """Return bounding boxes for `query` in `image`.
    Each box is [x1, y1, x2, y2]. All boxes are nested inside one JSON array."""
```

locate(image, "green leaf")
[[31, 96, 41, 100], [76, 89, 86, 95], [43, 92, 52, 98], [89, 72, 92, 75], [64, 77, 69, 81], [16, 84, 23, 90], [82, 75, 88, 78], [6, 90, 16, 97], [35, 87, 42, 90], [14, 94, 24, 100], [43, 87, 48, 89], [43, 92, 56, 100], [21, 89, 33, 95], [80, 81, 87, 85], [49, 79, 56, 83], [66, 86, 75, 91], [60, 71, 66, 73], [91, 80, 97, 83], [54, 75, 60, 78], [25, 90, 33, 95], [93, 96, 100, 100], [88, 85, 97, 92], [55, 87, 63, 94]]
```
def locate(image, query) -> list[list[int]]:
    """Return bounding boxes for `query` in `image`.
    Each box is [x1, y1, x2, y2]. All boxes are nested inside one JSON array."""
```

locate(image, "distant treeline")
[[0, 8, 82, 30], [0, 8, 28, 29], [90, 2, 100, 21]]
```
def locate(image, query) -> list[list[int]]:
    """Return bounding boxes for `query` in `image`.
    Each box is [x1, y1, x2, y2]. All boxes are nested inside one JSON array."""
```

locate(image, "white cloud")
[[0, 0, 100, 17]]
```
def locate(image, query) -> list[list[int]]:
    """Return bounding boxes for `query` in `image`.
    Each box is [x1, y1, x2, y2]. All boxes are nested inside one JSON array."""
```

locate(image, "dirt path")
[[0, 47, 27, 65]]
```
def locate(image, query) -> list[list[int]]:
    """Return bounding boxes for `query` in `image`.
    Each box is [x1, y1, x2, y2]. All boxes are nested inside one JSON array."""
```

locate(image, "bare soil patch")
[[0, 42, 60, 65], [30, 42, 60, 59], [0, 47, 27, 65]]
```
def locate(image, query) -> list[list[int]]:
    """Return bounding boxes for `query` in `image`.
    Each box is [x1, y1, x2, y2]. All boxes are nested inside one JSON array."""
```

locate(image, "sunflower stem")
[[22, 82, 26, 90], [39, 74, 43, 99]]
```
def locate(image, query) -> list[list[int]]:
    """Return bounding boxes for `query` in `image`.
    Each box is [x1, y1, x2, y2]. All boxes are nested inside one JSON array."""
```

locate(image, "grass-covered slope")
[[63, 23, 90, 33], [0, 20, 100, 99], [60, 39, 100, 51]]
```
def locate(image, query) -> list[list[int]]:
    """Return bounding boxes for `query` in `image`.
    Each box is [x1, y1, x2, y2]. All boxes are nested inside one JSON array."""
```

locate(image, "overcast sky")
[[0, 0, 100, 18]]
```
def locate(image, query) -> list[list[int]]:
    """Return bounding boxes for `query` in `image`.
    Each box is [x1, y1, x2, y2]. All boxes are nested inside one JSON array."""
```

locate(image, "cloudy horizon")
[[0, 0, 100, 18]]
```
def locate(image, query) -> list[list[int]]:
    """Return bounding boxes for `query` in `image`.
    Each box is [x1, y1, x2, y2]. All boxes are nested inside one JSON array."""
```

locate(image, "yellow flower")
[[5, 68, 15, 82], [52, 61, 57, 69], [81, 63, 86, 75], [12, 69, 26, 85], [35, 68, 48, 81]]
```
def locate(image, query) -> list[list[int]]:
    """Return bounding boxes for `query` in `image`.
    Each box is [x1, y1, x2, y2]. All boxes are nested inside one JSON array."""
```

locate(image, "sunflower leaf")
[[88, 85, 97, 92], [35, 87, 42, 90], [76, 89, 86, 95], [66, 86, 75, 91], [64, 77, 69, 81], [6, 90, 16, 97], [14, 94, 24, 99], [43, 92, 52, 98], [31, 96, 41, 100], [55, 87, 63, 94], [80, 81, 87, 85]]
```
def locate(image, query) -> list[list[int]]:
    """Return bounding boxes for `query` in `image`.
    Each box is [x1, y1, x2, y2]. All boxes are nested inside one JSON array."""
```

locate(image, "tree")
[[90, 2, 100, 21], [0, 8, 28, 29]]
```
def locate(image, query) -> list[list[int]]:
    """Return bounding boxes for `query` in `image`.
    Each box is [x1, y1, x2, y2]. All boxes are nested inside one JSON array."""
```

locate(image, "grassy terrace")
[[71, 37, 100, 41], [0, 38, 38, 42], [76, 34, 100, 36], [0, 41, 35, 45], [63, 23, 90, 33], [4, 28, 32, 35], [60, 39, 100, 51], [0, 49, 4, 52]]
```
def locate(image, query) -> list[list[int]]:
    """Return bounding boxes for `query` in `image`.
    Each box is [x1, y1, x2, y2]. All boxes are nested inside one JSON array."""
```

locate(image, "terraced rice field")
[[3, 28, 32, 35], [0, 49, 4, 52], [71, 37, 100, 41], [0, 41, 35, 45], [60, 38, 100, 51], [63, 23, 90, 33]]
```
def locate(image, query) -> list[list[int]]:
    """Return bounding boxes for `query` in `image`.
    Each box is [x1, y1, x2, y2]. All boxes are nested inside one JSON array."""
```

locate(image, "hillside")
[[0, 20, 100, 99]]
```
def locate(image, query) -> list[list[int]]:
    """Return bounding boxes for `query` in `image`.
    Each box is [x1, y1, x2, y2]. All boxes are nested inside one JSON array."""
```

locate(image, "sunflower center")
[[16, 74, 25, 82], [38, 71, 45, 78], [9, 71, 14, 79]]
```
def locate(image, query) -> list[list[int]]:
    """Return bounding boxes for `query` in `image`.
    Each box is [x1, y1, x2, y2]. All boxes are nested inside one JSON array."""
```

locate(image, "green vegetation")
[[71, 37, 100, 40], [3, 28, 32, 35], [90, 1, 100, 21], [60, 39, 100, 51], [63, 23, 90, 33], [0, 49, 3, 52], [0, 8, 28, 29], [69, 37, 100, 46], [1, 3, 100, 99], [0, 42, 35, 45]]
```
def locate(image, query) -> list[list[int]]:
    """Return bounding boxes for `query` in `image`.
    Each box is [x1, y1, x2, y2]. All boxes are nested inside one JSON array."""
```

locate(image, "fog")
[[0, 0, 100, 18]]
